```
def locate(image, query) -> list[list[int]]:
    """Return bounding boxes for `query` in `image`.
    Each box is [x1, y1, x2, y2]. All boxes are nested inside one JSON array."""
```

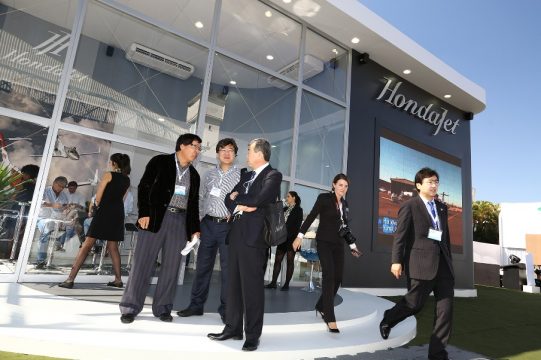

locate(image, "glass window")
[[303, 30, 347, 102], [61, 1, 209, 148], [0, 0, 77, 117], [25, 129, 162, 274], [204, 53, 296, 175], [296, 91, 346, 185], [293, 183, 326, 216], [0, 117, 46, 273], [112, 0, 216, 43], [218, 0, 301, 80]]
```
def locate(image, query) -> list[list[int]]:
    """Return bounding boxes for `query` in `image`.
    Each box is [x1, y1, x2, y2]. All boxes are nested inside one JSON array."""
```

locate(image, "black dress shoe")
[[242, 339, 259, 351], [177, 307, 203, 317], [207, 331, 243, 341], [379, 319, 391, 339], [280, 285, 289, 291], [120, 314, 135, 324], [159, 313, 173, 322], [107, 281, 123, 288], [58, 280, 74, 289]]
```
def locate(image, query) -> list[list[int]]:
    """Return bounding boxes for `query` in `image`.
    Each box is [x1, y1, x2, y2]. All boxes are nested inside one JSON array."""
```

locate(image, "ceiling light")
[[332, 48, 338, 55], [283, 0, 292, 3], [157, 117, 165, 122], [265, 10, 272, 17], [266, 54, 274, 60], [194, 21, 204, 29], [351, 37, 360, 44], [444, 94, 452, 99], [229, 80, 237, 85], [403, 69, 411, 75]]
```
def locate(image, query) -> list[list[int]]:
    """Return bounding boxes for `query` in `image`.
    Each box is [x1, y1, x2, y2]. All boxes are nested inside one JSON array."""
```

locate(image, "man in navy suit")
[[207, 138, 282, 352], [379, 167, 454, 360]]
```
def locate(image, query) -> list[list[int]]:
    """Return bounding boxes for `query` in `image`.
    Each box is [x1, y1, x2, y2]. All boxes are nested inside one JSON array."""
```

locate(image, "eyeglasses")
[[424, 180, 439, 186], [187, 143, 202, 151]]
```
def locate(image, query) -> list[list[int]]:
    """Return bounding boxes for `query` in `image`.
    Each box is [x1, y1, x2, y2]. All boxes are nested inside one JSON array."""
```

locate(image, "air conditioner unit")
[[125, 43, 195, 80], [267, 54, 324, 89]]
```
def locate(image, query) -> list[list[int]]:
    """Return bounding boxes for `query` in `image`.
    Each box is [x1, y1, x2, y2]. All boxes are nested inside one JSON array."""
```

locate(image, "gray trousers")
[[119, 211, 187, 317]]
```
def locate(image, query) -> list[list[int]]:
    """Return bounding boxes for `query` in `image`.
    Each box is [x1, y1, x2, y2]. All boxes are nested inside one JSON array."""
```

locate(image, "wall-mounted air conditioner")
[[267, 54, 324, 89], [125, 43, 195, 80]]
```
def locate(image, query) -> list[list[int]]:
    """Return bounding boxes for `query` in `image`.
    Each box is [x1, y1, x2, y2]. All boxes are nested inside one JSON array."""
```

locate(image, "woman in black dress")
[[292, 174, 361, 333], [265, 191, 303, 291], [59, 153, 131, 288]]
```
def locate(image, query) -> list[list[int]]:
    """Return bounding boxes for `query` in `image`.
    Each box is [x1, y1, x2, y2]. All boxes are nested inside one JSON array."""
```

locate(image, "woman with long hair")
[[292, 174, 361, 333], [265, 191, 303, 291], [59, 153, 131, 288]]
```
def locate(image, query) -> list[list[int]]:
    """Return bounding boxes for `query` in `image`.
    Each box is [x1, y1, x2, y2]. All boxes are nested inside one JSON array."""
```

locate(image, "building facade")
[[0, 0, 485, 290]]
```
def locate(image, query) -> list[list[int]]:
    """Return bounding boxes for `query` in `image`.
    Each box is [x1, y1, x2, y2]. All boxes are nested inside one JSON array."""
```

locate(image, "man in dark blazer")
[[207, 138, 282, 352], [119, 133, 201, 324], [379, 167, 454, 360]]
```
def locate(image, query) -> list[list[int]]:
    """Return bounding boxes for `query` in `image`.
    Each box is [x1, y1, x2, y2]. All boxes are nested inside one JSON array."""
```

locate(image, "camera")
[[338, 225, 357, 244]]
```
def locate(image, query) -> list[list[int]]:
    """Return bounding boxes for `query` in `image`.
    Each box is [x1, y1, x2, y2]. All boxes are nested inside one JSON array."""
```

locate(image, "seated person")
[[35, 176, 69, 268]]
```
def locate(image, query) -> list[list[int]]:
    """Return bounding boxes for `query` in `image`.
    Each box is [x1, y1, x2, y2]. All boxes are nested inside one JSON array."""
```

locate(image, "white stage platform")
[[0, 283, 415, 359]]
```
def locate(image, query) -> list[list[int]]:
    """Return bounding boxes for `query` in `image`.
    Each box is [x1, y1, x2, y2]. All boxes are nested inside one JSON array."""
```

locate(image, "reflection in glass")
[[113, 0, 216, 42], [61, 2, 208, 148], [0, 0, 77, 117], [296, 91, 345, 186], [206, 53, 296, 175], [0, 117, 46, 273], [218, 0, 301, 79], [303, 30, 348, 101], [26, 129, 161, 274]]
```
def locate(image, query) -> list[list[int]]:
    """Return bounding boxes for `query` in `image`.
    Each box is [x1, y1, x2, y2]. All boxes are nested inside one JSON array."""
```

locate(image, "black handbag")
[[263, 199, 287, 247]]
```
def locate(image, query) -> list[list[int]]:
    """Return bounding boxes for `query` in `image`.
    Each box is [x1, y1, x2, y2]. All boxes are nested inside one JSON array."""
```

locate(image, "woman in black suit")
[[265, 191, 303, 291], [293, 174, 361, 333]]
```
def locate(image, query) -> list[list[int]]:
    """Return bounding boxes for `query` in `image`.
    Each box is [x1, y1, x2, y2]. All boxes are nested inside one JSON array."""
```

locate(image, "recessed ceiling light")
[[403, 69, 411, 75], [266, 54, 274, 60], [229, 80, 237, 85], [194, 21, 204, 29], [444, 94, 452, 99], [265, 10, 272, 17], [283, 0, 292, 3], [351, 37, 360, 44], [332, 48, 338, 54], [157, 117, 165, 122]]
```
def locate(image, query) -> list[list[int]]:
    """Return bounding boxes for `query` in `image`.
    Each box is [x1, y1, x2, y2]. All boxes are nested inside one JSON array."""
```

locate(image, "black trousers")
[[316, 240, 344, 323], [224, 216, 267, 341], [383, 257, 454, 360]]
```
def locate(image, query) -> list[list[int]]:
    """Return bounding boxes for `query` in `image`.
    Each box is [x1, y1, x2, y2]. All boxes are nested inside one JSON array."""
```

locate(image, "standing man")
[[379, 167, 454, 360], [35, 176, 69, 269], [207, 138, 282, 352], [119, 133, 201, 324], [177, 138, 240, 322]]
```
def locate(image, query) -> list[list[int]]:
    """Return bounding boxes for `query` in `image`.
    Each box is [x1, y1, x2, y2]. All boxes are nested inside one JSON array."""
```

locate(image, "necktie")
[[428, 201, 439, 230], [244, 171, 256, 194]]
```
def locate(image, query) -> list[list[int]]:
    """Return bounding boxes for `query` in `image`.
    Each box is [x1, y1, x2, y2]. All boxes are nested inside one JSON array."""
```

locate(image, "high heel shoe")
[[58, 280, 74, 289], [326, 322, 340, 333], [264, 283, 277, 289], [315, 307, 325, 318], [107, 281, 124, 288]]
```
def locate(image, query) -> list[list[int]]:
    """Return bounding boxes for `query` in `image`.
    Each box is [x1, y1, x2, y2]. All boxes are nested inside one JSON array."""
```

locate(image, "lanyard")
[[427, 201, 440, 230], [175, 158, 189, 183], [215, 165, 236, 188]]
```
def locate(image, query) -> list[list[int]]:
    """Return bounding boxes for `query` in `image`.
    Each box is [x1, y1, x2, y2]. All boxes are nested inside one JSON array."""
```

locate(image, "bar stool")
[[124, 223, 138, 272], [299, 237, 319, 292]]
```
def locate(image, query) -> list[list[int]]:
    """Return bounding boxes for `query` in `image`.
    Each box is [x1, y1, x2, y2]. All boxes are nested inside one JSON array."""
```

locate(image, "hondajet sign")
[[376, 78, 460, 136]]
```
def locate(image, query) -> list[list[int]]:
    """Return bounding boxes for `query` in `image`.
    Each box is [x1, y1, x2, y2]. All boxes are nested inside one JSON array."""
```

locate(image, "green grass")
[[2, 285, 539, 359], [387, 285, 541, 360]]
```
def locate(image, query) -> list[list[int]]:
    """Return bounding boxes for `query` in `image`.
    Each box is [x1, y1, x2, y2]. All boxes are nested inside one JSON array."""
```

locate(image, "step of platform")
[[0, 283, 415, 359]]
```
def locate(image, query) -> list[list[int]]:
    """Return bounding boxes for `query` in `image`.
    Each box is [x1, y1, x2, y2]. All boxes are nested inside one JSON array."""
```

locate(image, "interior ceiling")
[[3, 0, 485, 113]]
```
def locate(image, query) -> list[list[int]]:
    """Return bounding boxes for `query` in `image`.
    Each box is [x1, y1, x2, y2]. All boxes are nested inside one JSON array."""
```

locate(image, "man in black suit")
[[207, 138, 282, 352], [379, 167, 454, 360], [119, 133, 201, 324]]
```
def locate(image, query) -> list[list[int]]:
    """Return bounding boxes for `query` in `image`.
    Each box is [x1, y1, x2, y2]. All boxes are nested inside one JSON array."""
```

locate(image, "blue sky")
[[359, 0, 541, 204]]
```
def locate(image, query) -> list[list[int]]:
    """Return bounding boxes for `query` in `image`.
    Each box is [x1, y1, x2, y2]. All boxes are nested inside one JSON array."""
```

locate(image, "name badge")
[[428, 228, 442, 241], [210, 186, 221, 197], [174, 185, 186, 196]]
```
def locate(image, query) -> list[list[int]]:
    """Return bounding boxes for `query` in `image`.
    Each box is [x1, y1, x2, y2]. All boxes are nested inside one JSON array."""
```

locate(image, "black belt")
[[205, 215, 229, 223], [167, 206, 186, 213]]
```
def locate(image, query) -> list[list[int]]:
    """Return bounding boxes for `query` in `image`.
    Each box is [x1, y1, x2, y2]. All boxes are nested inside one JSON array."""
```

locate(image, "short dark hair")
[[332, 173, 349, 186], [249, 138, 271, 161], [414, 167, 439, 192], [216, 138, 238, 155], [288, 191, 301, 207], [53, 176, 68, 187], [68, 181, 78, 187], [21, 164, 39, 179], [176, 133, 202, 151]]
